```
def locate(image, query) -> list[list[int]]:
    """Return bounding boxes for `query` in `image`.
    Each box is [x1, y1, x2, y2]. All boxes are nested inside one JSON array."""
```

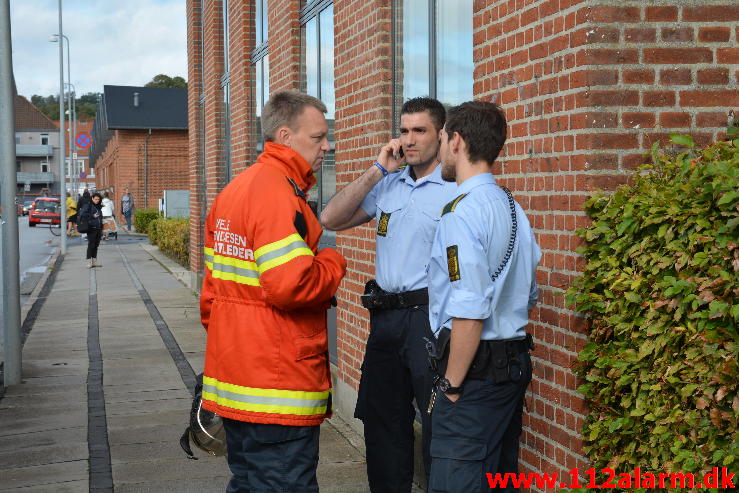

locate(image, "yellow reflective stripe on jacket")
[[204, 247, 260, 287], [254, 233, 313, 274], [202, 376, 330, 416]]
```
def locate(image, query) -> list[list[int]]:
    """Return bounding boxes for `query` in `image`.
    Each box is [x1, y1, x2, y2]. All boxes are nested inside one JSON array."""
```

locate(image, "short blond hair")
[[262, 91, 327, 142]]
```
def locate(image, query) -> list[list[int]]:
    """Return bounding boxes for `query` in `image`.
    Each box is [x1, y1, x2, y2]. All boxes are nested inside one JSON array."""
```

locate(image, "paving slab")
[[0, 480, 88, 493], [0, 460, 88, 490]]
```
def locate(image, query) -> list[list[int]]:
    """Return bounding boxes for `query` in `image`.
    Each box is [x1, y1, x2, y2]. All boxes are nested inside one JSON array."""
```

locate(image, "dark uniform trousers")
[[429, 350, 532, 493], [355, 305, 435, 492], [223, 418, 320, 493]]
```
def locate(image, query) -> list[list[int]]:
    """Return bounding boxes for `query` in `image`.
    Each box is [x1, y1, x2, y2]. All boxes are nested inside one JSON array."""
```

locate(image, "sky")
[[10, 0, 187, 99]]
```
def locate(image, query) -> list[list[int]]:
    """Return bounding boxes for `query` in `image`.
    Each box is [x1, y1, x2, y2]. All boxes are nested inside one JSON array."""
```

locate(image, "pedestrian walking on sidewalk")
[[121, 187, 135, 232], [79, 192, 104, 268], [65, 192, 78, 236], [200, 91, 346, 493], [101, 192, 118, 240], [321, 97, 458, 492]]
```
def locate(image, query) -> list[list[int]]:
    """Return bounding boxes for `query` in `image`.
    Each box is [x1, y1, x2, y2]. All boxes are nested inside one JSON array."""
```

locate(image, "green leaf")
[[717, 190, 739, 206], [670, 133, 695, 148]]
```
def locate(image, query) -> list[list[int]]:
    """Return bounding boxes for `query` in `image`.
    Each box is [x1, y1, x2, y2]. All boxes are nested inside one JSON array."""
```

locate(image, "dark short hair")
[[445, 101, 507, 165], [91, 192, 102, 200], [400, 97, 446, 131], [262, 90, 327, 142]]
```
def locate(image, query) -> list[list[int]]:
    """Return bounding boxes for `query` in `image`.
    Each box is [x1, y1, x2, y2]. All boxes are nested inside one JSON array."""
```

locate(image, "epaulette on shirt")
[[441, 193, 467, 216]]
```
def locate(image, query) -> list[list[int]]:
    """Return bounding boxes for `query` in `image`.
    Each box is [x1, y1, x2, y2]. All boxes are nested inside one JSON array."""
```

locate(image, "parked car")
[[28, 197, 61, 227], [22, 200, 34, 215]]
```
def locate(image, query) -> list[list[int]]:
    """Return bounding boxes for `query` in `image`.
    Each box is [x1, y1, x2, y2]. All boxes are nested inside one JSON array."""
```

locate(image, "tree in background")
[[144, 74, 187, 89], [29, 93, 99, 121]]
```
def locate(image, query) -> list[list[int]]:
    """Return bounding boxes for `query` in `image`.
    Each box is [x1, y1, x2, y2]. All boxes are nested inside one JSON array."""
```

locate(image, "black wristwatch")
[[438, 378, 463, 395]]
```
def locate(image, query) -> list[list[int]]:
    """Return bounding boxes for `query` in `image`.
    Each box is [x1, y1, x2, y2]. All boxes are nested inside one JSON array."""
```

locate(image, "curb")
[[139, 243, 195, 292], [1, 247, 62, 397], [20, 248, 61, 325]]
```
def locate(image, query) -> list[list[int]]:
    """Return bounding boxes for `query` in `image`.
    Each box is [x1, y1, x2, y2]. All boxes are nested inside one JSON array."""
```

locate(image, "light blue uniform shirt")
[[360, 164, 459, 293], [427, 173, 541, 340]]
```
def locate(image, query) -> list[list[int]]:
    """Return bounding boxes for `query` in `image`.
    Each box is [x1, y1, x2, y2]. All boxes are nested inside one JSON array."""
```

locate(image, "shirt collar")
[[457, 172, 496, 195], [400, 162, 445, 187]]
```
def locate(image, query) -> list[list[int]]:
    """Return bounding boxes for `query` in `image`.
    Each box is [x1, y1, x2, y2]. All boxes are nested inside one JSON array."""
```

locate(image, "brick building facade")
[[186, 0, 738, 484], [91, 85, 189, 212]]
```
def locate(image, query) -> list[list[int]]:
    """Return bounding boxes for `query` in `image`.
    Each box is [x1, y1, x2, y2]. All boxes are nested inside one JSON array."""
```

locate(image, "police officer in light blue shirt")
[[426, 101, 541, 493], [321, 98, 458, 492]]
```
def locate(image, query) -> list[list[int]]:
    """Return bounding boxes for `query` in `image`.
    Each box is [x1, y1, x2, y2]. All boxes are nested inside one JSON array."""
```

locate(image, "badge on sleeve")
[[377, 211, 391, 237], [446, 245, 461, 282]]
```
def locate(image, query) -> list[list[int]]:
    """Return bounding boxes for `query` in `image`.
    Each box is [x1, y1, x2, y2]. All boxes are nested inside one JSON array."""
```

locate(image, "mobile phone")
[[398, 147, 404, 159]]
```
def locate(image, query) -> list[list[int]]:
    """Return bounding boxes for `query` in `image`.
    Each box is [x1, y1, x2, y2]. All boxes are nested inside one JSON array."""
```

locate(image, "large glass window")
[[255, 0, 268, 46], [394, 0, 473, 115], [252, 0, 270, 150], [300, 1, 335, 219]]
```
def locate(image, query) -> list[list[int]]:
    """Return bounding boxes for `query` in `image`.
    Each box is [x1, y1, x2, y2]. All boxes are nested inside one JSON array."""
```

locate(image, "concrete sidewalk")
[[0, 235, 371, 492]]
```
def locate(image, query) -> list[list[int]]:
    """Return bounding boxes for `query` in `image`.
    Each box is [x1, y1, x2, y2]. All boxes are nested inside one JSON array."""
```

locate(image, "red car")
[[28, 197, 61, 227]]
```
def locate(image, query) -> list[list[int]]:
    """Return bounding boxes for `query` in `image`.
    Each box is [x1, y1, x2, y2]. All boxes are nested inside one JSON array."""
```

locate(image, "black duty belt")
[[428, 329, 534, 384], [361, 279, 428, 310]]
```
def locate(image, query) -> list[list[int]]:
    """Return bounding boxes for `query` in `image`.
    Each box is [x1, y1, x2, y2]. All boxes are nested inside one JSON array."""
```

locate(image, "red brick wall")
[[94, 130, 188, 211], [333, 0, 394, 390], [203, 0, 228, 207], [187, 0, 205, 273], [268, 0, 301, 92], [228, 0, 257, 175], [135, 131, 190, 208], [474, 0, 738, 480]]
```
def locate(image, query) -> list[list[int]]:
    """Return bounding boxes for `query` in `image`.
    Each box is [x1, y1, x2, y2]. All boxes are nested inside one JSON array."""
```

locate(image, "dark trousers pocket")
[[429, 437, 486, 493]]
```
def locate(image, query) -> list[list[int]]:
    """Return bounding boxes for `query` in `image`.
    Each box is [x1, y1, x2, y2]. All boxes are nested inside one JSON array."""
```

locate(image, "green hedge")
[[133, 208, 160, 235], [566, 134, 738, 475], [148, 217, 189, 268]]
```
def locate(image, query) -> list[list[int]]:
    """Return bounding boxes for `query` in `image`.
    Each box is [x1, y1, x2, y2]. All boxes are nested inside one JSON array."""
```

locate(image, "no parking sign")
[[76, 132, 92, 148]]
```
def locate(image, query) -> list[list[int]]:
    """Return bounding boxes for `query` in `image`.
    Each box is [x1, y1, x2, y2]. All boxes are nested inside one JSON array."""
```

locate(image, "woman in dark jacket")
[[76, 189, 91, 214], [79, 192, 104, 268]]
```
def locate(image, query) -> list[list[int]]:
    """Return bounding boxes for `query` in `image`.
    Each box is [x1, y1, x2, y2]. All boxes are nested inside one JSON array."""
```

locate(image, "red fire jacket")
[[200, 142, 346, 426]]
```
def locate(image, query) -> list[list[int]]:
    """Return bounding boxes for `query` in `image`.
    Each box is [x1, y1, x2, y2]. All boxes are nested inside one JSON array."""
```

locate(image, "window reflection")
[[305, 18, 319, 98], [401, 0, 430, 100], [395, 0, 473, 118], [436, 0, 473, 105], [256, 0, 268, 46], [253, 0, 269, 149], [255, 55, 269, 147], [319, 5, 335, 118]]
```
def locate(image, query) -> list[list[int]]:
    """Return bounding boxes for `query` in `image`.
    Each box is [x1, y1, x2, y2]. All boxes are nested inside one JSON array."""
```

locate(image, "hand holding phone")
[[377, 138, 405, 174]]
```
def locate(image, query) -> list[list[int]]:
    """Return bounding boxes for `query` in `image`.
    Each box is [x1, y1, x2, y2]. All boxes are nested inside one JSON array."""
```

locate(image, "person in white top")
[[101, 192, 118, 240]]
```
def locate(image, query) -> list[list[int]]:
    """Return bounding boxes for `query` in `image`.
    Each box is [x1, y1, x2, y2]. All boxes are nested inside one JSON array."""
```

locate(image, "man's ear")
[[450, 131, 463, 154], [275, 126, 291, 147]]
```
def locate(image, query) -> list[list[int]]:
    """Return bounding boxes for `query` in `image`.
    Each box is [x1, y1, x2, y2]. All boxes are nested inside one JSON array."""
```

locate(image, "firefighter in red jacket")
[[200, 91, 347, 492]]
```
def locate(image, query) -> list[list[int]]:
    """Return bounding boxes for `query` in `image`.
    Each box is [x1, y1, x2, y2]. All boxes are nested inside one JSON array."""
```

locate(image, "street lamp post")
[[64, 83, 77, 195], [1, 0, 23, 386], [55, 0, 66, 255], [50, 34, 75, 198]]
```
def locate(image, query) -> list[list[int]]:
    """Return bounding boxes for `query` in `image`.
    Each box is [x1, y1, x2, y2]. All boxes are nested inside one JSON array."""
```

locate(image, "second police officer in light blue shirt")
[[426, 101, 541, 492], [321, 98, 458, 492]]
